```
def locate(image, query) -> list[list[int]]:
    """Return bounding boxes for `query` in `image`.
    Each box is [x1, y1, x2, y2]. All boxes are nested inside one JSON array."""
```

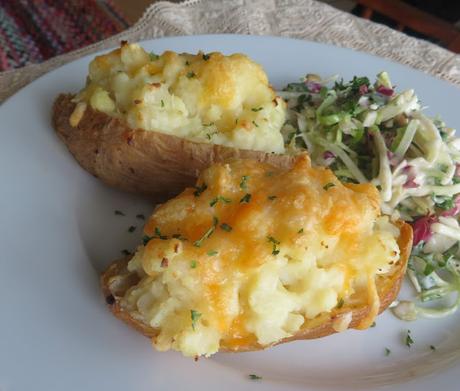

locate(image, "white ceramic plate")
[[1, 35, 459, 391]]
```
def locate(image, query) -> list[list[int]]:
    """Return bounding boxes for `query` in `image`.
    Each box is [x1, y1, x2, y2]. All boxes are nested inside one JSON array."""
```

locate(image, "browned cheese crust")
[[100, 221, 412, 353], [52, 94, 296, 201]]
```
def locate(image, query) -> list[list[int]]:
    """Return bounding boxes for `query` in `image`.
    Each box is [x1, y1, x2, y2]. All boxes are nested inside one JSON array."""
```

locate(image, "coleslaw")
[[278, 72, 460, 320]]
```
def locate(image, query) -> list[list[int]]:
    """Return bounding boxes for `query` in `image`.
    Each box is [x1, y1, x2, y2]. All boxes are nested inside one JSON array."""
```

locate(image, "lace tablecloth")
[[1, 0, 459, 103]]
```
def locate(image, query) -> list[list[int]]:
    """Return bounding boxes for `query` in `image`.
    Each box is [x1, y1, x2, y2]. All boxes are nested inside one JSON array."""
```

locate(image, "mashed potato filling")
[[74, 42, 286, 153], [121, 156, 401, 357]]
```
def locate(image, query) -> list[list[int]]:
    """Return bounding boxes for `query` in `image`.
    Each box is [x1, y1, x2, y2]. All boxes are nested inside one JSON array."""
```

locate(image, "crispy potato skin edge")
[[52, 94, 296, 202], [100, 221, 412, 353]]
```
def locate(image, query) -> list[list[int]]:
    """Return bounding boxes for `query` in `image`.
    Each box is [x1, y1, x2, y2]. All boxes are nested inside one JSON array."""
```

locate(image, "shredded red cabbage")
[[306, 81, 322, 93], [441, 195, 460, 217], [376, 85, 394, 96], [411, 215, 437, 246], [359, 84, 368, 95]]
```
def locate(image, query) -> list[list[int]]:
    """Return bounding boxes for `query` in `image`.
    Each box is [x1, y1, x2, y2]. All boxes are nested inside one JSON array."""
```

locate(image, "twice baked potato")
[[101, 156, 412, 357], [53, 43, 293, 200]]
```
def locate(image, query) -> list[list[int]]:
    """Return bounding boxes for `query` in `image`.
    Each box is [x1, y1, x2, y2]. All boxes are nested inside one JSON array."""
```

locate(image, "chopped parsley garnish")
[[136, 214, 145, 220], [209, 195, 231, 207], [430, 345, 436, 351], [370, 322, 376, 328], [248, 374, 262, 380], [240, 193, 252, 203], [206, 131, 218, 140], [267, 235, 280, 255], [186, 71, 196, 78], [190, 260, 198, 269], [202, 53, 210, 61], [384, 347, 391, 356], [207, 250, 218, 256], [193, 183, 208, 197], [240, 175, 250, 190], [121, 249, 131, 256], [405, 330, 414, 348], [323, 182, 335, 191], [160, 99, 165, 108], [336, 298, 344, 308], [191, 310, 201, 330], [142, 235, 152, 245], [185, 60, 190, 66], [220, 223, 232, 232], [203, 122, 214, 127], [149, 52, 159, 61], [155, 227, 168, 240], [252, 120, 259, 127], [297, 228, 304, 234], [267, 195, 277, 200], [266, 171, 274, 177], [128, 226, 136, 233], [193, 217, 218, 247], [251, 107, 263, 112], [114, 210, 125, 216]]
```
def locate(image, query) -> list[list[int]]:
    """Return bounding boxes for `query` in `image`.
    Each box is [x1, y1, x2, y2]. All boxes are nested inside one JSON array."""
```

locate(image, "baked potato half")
[[52, 43, 294, 201], [100, 156, 413, 357]]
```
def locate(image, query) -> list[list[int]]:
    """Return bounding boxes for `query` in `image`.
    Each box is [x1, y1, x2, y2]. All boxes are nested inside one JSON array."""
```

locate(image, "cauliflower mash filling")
[[74, 42, 286, 153], [120, 156, 401, 357]]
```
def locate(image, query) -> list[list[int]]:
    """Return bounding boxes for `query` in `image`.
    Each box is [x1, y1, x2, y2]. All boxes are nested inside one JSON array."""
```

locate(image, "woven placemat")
[[1, 0, 459, 103], [0, 0, 127, 71]]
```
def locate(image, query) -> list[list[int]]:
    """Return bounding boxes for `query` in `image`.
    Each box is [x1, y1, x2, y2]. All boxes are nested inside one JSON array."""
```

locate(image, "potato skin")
[[52, 94, 296, 201], [100, 221, 412, 353]]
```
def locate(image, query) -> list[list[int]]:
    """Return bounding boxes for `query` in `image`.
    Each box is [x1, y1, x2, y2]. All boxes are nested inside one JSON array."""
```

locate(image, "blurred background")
[[1, 0, 459, 72]]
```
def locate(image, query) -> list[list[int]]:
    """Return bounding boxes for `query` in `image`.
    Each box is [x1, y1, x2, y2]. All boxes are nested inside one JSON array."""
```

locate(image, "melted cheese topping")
[[122, 156, 401, 357], [74, 42, 286, 153]]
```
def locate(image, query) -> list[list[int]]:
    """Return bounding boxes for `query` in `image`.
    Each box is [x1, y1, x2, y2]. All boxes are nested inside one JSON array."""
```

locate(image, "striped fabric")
[[0, 0, 128, 71]]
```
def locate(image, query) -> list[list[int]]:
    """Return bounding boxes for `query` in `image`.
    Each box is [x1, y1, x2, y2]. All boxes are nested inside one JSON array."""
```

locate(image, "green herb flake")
[[114, 210, 125, 216], [267, 195, 277, 200], [423, 263, 435, 276], [267, 235, 280, 255], [251, 107, 263, 112], [202, 53, 210, 61], [160, 99, 165, 108], [430, 345, 436, 351], [155, 227, 168, 240], [186, 71, 196, 78], [323, 182, 335, 191], [336, 298, 344, 309], [185, 60, 190, 66], [385, 347, 391, 356], [252, 120, 259, 128], [240, 193, 252, 203], [128, 226, 136, 233], [370, 322, 376, 328], [190, 260, 198, 269], [210, 195, 231, 207], [136, 214, 145, 220], [248, 374, 262, 380], [220, 223, 232, 232], [240, 175, 250, 190], [142, 235, 152, 245], [191, 310, 202, 330], [298, 228, 304, 234], [121, 249, 131, 256], [193, 183, 208, 197], [207, 250, 218, 256], [149, 52, 159, 61], [405, 330, 414, 348], [193, 217, 218, 247]]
